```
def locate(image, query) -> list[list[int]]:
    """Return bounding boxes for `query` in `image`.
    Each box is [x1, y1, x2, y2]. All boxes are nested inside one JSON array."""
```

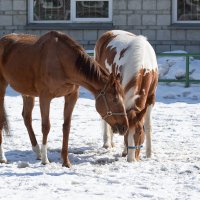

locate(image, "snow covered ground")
[[158, 50, 200, 81], [0, 55, 200, 200]]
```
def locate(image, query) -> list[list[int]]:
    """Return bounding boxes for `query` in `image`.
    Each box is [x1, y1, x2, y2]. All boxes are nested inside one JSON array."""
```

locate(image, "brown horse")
[[95, 30, 158, 162], [0, 31, 128, 167]]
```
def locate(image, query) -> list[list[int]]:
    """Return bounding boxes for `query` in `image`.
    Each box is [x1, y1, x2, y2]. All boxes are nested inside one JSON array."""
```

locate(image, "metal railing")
[[87, 51, 200, 87], [157, 53, 200, 87]]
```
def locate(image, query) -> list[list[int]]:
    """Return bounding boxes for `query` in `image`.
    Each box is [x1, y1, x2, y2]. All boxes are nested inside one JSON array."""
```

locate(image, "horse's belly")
[[10, 83, 38, 96], [49, 84, 79, 98], [2, 69, 38, 96], [5, 75, 38, 96]]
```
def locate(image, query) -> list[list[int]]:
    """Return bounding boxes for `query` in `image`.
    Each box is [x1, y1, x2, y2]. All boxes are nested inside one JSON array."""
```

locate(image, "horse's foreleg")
[[22, 96, 41, 160], [125, 126, 144, 162], [144, 105, 153, 158], [126, 73, 152, 161], [125, 114, 145, 162], [126, 128, 137, 162], [0, 119, 7, 163], [39, 96, 51, 165], [0, 78, 8, 163], [62, 90, 79, 168], [0, 143, 6, 163], [122, 135, 128, 157], [134, 127, 145, 161], [102, 121, 114, 148]]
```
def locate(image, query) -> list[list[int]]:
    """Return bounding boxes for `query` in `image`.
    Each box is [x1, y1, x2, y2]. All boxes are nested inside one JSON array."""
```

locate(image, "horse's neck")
[[72, 53, 108, 96], [78, 75, 107, 96]]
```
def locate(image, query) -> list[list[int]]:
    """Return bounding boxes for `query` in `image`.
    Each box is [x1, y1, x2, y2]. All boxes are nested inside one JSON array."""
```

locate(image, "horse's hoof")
[[41, 160, 50, 165], [62, 162, 72, 168], [0, 159, 7, 164], [103, 142, 114, 149], [36, 155, 42, 160], [136, 157, 140, 161], [127, 159, 137, 162], [127, 156, 137, 162], [111, 142, 115, 148], [146, 151, 152, 158], [122, 152, 127, 157]]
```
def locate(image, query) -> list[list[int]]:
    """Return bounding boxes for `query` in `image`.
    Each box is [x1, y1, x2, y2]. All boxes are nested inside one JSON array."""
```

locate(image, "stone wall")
[[0, 0, 200, 53], [0, 0, 27, 34], [113, 0, 200, 53]]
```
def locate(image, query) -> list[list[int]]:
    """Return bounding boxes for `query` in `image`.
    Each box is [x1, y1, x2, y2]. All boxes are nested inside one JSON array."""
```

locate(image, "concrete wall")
[[0, 0, 200, 52]]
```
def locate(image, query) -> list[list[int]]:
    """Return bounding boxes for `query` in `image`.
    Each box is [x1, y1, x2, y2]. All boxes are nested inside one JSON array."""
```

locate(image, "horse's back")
[[0, 32, 80, 97], [95, 30, 158, 88], [0, 33, 55, 96]]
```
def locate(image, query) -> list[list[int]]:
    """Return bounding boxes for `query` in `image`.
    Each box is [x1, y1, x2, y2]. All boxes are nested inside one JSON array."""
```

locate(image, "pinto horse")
[[0, 31, 128, 167], [95, 30, 158, 162]]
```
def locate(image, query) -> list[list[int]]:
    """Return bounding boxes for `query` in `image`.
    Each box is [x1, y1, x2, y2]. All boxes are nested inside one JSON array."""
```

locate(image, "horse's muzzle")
[[112, 123, 128, 135]]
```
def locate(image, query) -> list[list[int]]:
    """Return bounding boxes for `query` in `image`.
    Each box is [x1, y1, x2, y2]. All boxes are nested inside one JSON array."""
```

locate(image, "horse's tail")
[[0, 37, 10, 135], [0, 97, 10, 136]]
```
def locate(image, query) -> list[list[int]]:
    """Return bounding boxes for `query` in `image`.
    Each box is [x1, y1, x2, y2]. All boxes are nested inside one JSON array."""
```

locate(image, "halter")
[[96, 82, 127, 120]]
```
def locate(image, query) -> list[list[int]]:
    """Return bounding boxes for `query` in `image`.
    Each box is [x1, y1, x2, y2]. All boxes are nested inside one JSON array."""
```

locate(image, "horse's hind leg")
[[22, 95, 41, 160], [0, 78, 8, 163], [39, 95, 52, 165], [144, 105, 153, 158]]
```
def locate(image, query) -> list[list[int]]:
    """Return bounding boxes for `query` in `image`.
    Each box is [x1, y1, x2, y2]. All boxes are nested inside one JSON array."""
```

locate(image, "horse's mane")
[[75, 52, 109, 81], [95, 32, 118, 61], [37, 31, 109, 81]]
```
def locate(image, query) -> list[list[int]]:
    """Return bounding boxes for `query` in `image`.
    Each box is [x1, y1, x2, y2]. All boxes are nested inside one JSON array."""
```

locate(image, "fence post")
[[185, 55, 190, 87]]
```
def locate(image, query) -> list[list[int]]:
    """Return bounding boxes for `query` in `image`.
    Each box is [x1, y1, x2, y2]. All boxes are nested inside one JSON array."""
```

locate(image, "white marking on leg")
[[32, 144, 41, 160], [102, 121, 114, 148], [41, 144, 50, 164], [0, 144, 7, 163], [127, 130, 136, 162], [110, 131, 115, 148], [144, 105, 153, 158]]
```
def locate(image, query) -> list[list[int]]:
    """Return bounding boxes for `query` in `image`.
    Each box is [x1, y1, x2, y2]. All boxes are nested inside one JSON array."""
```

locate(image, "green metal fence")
[[87, 51, 200, 87], [157, 53, 200, 87]]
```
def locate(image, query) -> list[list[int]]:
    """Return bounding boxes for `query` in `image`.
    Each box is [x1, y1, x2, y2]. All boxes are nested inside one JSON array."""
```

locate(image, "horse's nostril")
[[117, 125, 126, 135], [121, 125, 128, 134], [112, 125, 118, 133], [112, 124, 128, 135]]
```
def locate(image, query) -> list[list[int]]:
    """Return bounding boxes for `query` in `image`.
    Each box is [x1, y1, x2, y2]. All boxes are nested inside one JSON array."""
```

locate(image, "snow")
[[1, 53, 200, 200], [158, 50, 200, 80]]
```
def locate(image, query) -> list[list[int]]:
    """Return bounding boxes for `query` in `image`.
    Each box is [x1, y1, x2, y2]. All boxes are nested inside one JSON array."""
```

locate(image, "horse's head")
[[95, 66, 129, 135]]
